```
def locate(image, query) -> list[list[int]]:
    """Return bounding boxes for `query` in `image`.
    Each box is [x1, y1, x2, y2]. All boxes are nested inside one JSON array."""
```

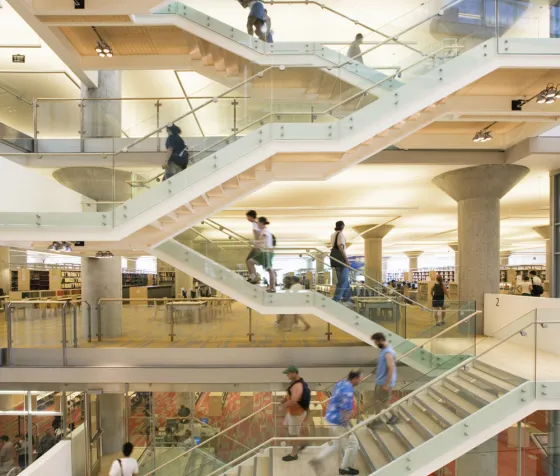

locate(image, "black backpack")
[[299, 379, 311, 411], [272, 234, 277, 247], [531, 278, 544, 296]]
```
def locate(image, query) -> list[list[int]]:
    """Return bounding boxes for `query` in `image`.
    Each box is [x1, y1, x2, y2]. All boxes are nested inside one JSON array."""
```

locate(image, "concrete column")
[[352, 225, 394, 286], [81, 256, 122, 338], [534, 225, 551, 285], [500, 251, 512, 266], [456, 436, 498, 475], [0, 247, 10, 296], [449, 243, 459, 283], [433, 165, 529, 333], [404, 251, 423, 271], [99, 394, 124, 454], [314, 253, 325, 273], [81, 70, 122, 138]]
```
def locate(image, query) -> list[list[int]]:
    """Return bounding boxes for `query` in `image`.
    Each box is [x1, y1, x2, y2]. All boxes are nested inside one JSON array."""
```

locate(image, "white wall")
[[20, 439, 72, 476], [484, 293, 560, 356], [70, 424, 87, 476], [0, 158, 83, 212]]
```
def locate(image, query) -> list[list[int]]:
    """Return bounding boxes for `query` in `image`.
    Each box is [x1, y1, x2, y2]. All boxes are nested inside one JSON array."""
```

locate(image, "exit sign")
[[74, 0, 84, 8], [12, 54, 25, 63]]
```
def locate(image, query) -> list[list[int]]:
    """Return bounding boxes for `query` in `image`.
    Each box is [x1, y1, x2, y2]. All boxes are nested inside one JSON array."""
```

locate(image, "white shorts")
[[284, 411, 307, 436]]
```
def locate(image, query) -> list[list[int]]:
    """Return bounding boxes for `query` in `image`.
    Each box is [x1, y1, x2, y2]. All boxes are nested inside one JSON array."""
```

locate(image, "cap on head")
[[283, 365, 299, 374]]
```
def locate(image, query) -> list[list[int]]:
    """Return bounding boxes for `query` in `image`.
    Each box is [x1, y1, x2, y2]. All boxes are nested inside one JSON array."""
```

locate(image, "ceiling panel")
[[456, 69, 558, 97], [418, 121, 522, 134]]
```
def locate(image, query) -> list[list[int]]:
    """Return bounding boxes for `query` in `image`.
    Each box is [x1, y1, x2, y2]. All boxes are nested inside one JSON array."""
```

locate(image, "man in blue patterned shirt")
[[309, 370, 362, 475]]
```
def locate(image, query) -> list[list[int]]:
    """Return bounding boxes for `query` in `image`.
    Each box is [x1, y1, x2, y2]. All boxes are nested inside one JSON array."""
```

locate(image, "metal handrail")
[[143, 309, 481, 476], [186, 44, 457, 164], [262, 0, 423, 55], [187, 317, 539, 476], [202, 218, 432, 311]]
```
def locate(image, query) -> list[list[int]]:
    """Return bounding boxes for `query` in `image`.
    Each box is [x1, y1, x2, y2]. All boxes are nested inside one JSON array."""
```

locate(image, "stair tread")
[[445, 375, 497, 404], [431, 385, 480, 414], [354, 425, 390, 470], [473, 361, 525, 386], [399, 403, 444, 437], [391, 420, 426, 448], [255, 455, 270, 476], [370, 425, 408, 460], [415, 394, 461, 427], [462, 367, 516, 392]]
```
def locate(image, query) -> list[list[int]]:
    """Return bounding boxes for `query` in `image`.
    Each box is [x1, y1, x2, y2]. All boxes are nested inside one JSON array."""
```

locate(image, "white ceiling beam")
[[363, 150, 505, 165], [6, 0, 97, 88]]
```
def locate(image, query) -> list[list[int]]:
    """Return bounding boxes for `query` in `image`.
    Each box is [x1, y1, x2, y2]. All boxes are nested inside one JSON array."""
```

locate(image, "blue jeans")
[[333, 267, 351, 302]]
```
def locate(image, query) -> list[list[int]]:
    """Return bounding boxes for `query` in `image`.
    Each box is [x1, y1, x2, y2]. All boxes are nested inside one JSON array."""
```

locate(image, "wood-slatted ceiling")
[[59, 25, 191, 55], [38, 15, 132, 23], [419, 121, 522, 134], [456, 69, 559, 97]]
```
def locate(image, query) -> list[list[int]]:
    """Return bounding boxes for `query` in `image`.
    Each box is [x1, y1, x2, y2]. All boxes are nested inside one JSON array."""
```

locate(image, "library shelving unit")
[[158, 271, 176, 286], [500, 265, 546, 284], [122, 273, 149, 288]]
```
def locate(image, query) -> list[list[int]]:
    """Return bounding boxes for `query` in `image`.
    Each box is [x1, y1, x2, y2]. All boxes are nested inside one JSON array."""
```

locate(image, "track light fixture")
[[95, 251, 114, 259], [92, 26, 113, 58], [514, 83, 560, 110], [472, 122, 496, 143]]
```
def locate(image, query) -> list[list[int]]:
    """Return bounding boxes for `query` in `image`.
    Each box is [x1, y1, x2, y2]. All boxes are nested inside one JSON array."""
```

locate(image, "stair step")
[[414, 394, 461, 428], [254, 454, 270, 476], [390, 420, 427, 450], [354, 425, 390, 471], [473, 361, 526, 387], [398, 403, 444, 439], [444, 375, 497, 406], [239, 462, 253, 476], [429, 385, 479, 418], [461, 366, 516, 393], [370, 425, 408, 461]]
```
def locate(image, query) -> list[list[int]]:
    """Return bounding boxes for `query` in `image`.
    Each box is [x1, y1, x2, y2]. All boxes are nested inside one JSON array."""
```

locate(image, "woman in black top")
[[163, 124, 188, 180], [431, 275, 449, 326]]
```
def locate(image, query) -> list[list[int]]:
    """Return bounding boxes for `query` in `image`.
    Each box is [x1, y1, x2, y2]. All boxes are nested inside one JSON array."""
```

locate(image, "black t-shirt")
[[166, 134, 188, 167]]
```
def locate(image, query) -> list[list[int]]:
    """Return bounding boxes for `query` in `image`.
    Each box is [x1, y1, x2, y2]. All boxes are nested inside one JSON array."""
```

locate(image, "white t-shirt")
[[531, 276, 542, 286], [519, 281, 532, 294], [258, 228, 273, 250], [330, 231, 346, 250], [109, 457, 139, 476], [290, 283, 304, 292]]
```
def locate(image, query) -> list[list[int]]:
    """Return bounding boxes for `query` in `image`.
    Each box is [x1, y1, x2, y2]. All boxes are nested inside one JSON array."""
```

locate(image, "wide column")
[[404, 251, 423, 272], [449, 243, 459, 283], [433, 165, 529, 332], [549, 411, 560, 476], [81, 70, 122, 138], [353, 225, 394, 286], [382, 256, 390, 282], [500, 251, 512, 266], [99, 394, 124, 454], [534, 225, 551, 289], [81, 256, 122, 338]]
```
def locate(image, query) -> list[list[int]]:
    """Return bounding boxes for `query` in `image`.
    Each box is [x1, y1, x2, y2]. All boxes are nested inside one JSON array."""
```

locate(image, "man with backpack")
[[281, 365, 310, 462], [529, 270, 544, 297], [109, 442, 138, 476]]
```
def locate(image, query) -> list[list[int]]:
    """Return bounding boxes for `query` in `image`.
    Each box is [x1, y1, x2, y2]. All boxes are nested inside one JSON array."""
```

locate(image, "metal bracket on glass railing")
[[5, 303, 13, 365]]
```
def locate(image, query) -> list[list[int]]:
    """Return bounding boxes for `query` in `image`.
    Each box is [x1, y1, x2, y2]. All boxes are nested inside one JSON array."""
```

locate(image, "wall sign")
[[74, 0, 85, 8], [12, 54, 25, 63]]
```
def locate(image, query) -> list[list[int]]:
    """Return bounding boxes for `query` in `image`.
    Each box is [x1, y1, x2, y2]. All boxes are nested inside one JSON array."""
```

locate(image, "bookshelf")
[[500, 265, 546, 284], [10, 270, 17, 291], [61, 271, 81, 290], [122, 273, 148, 288], [158, 271, 176, 286], [30, 270, 50, 290]]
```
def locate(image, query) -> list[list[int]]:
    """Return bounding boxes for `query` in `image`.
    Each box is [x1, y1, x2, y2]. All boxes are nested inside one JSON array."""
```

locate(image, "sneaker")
[[266, 288, 276, 293], [339, 468, 359, 475], [386, 415, 398, 425], [282, 454, 298, 462]]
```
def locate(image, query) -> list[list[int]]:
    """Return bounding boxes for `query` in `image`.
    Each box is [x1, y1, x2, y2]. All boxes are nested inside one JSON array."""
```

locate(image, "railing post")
[[33, 99, 38, 153], [247, 307, 254, 341], [72, 302, 78, 347], [231, 99, 238, 138], [62, 301, 69, 366], [79, 98, 85, 153], [85, 301, 92, 343], [155, 99, 161, 151], [6, 303, 13, 365], [325, 322, 332, 340], [97, 301, 102, 341], [169, 303, 175, 342]]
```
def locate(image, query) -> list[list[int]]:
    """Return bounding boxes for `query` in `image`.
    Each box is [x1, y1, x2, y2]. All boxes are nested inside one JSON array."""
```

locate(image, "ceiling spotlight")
[[61, 241, 72, 253], [95, 250, 114, 259], [473, 122, 496, 143], [93, 27, 113, 58], [536, 93, 547, 104], [95, 45, 102, 54], [545, 84, 557, 99]]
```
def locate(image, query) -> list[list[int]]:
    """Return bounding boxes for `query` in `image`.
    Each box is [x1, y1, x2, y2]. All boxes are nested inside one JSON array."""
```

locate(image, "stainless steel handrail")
[[186, 44, 458, 164], [202, 218, 432, 311], [261, 0, 423, 55], [187, 317, 538, 476], [145, 308, 493, 476]]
